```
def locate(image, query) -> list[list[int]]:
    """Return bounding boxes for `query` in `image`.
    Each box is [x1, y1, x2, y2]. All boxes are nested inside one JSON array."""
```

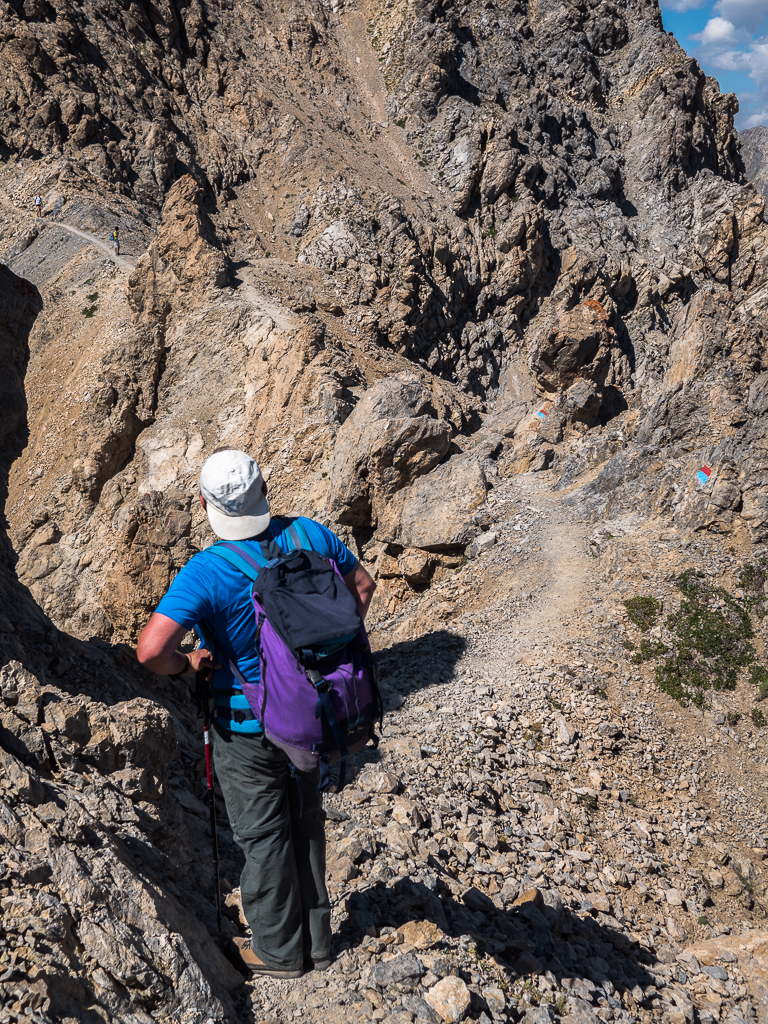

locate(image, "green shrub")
[[751, 707, 766, 728], [738, 557, 768, 617], [634, 638, 669, 663], [623, 595, 660, 632], [655, 570, 755, 705], [623, 570, 767, 705], [750, 664, 768, 697]]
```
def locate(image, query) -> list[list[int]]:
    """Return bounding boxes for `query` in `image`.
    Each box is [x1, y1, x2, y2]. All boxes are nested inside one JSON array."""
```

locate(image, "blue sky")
[[659, 0, 768, 129]]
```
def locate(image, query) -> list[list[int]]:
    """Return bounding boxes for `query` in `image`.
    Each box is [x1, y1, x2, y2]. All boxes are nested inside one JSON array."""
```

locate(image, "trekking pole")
[[197, 667, 222, 935]]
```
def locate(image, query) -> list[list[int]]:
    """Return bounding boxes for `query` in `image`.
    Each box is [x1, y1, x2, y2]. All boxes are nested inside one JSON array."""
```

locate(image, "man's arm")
[[137, 613, 214, 676], [343, 562, 377, 620]]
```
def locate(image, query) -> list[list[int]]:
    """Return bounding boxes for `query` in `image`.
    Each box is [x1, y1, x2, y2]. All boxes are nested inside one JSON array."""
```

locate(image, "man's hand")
[[188, 647, 217, 677], [137, 613, 220, 677]]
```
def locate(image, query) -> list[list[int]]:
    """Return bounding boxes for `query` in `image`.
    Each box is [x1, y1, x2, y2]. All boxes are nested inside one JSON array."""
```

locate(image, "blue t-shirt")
[[156, 516, 357, 733]]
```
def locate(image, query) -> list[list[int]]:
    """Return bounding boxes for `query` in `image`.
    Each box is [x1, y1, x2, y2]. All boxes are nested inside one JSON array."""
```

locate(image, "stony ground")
[[221, 469, 768, 1024]]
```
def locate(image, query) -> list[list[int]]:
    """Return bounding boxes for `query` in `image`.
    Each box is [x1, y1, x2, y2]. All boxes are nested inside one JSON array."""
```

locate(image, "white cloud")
[[745, 41, 768, 84], [714, 0, 768, 33], [705, 38, 768, 82], [699, 36, 768, 127], [692, 16, 739, 44]]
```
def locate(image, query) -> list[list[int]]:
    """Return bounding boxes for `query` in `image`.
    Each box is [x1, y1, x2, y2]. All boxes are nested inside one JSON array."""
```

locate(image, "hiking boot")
[[226, 937, 303, 978], [307, 954, 334, 972]]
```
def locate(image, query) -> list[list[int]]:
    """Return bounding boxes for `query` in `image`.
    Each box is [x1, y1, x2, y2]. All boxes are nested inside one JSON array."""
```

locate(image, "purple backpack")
[[207, 520, 382, 790]]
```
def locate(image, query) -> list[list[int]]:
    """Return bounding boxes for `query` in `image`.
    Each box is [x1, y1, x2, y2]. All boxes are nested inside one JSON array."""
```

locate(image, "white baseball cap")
[[199, 449, 271, 540]]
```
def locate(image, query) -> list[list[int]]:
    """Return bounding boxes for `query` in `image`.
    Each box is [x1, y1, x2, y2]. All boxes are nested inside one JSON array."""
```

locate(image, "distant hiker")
[[110, 226, 119, 255], [33, 195, 42, 217], [137, 449, 377, 979]]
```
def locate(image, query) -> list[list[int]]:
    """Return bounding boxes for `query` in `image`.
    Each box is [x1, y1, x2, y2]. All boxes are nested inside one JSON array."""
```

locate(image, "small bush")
[[82, 304, 97, 318], [751, 707, 766, 727], [735, 869, 753, 893], [738, 557, 768, 617], [725, 711, 741, 727], [633, 638, 669, 664], [624, 570, 765, 705], [623, 595, 660, 632], [655, 570, 755, 705]]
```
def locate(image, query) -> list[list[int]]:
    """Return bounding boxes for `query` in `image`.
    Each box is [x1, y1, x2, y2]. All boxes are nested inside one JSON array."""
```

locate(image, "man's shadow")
[[335, 875, 661, 1017]]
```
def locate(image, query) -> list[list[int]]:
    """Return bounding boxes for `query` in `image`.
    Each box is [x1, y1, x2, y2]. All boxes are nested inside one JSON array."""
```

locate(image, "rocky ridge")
[[0, 0, 767, 645], [0, 0, 768, 1022]]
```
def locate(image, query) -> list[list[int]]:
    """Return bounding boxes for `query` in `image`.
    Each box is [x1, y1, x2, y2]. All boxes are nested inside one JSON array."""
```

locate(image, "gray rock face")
[[741, 126, 768, 205]]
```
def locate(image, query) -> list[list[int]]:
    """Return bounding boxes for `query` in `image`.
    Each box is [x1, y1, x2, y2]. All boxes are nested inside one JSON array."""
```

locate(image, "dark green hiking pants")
[[211, 725, 331, 969]]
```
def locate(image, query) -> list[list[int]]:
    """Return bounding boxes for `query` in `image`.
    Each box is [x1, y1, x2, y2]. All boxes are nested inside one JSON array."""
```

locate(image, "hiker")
[[136, 449, 376, 978], [110, 226, 119, 255], [33, 195, 42, 217]]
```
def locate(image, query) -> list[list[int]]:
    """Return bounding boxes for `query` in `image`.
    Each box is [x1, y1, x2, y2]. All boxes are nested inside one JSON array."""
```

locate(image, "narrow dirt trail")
[[233, 268, 299, 333], [42, 219, 135, 271], [0, 193, 135, 270], [449, 471, 593, 678], [504, 474, 591, 645]]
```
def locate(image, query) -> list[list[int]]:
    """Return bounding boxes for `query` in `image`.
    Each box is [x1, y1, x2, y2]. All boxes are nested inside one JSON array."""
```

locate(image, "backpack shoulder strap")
[[207, 541, 266, 581], [285, 517, 312, 552]]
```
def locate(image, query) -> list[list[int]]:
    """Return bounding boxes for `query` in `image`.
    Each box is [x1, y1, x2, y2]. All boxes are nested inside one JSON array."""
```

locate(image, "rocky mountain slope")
[[742, 128, 768, 206], [1, 0, 768, 1022]]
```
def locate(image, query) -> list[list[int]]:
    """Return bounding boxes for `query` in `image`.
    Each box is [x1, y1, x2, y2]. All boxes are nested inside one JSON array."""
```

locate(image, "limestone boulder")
[[327, 374, 453, 528], [377, 453, 489, 551], [128, 174, 230, 301], [425, 975, 472, 1023]]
